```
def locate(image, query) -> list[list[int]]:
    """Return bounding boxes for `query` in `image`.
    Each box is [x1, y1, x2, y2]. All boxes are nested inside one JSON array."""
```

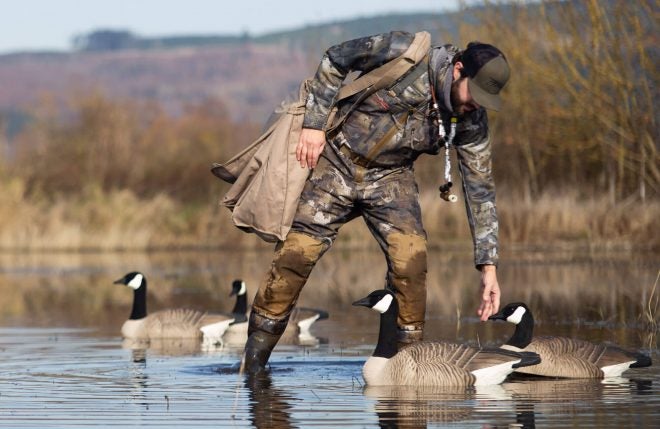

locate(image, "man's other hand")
[[297, 128, 327, 169]]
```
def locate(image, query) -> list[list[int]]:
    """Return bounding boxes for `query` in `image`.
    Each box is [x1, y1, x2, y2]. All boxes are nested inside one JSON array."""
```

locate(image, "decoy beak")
[[352, 297, 372, 307]]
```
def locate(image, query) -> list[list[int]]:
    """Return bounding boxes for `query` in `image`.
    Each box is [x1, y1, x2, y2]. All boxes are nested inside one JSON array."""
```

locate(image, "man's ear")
[[453, 61, 465, 80]]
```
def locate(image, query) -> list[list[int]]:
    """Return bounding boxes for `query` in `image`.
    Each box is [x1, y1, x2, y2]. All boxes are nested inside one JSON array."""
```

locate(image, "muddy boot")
[[241, 312, 288, 375], [396, 327, 423, 351]]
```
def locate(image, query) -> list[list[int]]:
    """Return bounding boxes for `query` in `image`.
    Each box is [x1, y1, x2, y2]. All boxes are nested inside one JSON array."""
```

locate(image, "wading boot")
[[397, 327, 423, 351], [241, 312, 288, 375]]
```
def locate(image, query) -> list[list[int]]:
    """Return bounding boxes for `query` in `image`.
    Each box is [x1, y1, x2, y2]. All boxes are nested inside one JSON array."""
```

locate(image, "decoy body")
[[222, 280, 329, 345], [353, 289, 540, 386], [489, 302, 652, 378], [114, 272, 234, 343]]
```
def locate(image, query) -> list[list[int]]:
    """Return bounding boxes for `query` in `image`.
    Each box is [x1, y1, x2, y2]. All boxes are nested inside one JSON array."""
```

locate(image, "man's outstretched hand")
[[477, 264, 500, 321]]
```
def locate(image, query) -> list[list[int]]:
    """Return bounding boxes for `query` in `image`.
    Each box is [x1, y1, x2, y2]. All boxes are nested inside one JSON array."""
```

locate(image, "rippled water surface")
[[0, 250, 658, 427], [1, 328, 657, 428]]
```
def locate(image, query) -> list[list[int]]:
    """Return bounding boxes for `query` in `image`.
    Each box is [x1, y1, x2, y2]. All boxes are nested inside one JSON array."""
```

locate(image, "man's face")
[[450, 77, 481, 116]]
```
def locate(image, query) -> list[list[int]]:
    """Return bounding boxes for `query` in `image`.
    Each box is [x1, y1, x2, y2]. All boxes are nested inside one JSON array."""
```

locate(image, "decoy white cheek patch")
[[372, 294, 393, 314], [239, 281, 247, 296], [127, 274, 144, 290], [507, 307, 526, 325]]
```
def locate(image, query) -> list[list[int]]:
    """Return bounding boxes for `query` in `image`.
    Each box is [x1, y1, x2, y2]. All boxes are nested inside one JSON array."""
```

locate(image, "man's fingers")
[[306, 142, 325, 169], [299, 143, 309, 168], [309, 146, 323, 168], [479, 302, 491, 321], [307, 146, 317, 168]]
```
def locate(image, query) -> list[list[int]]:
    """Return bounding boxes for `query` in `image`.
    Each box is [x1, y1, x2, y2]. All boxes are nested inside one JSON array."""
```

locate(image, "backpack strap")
[[388, 55, 430, 97], [335, 31, 431, 101], [326, 31, 431, 133]]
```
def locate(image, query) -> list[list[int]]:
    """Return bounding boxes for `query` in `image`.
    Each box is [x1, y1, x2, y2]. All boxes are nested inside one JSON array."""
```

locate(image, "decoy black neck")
[[231, 293, 247, 324], [129, 282, 147, 320], [232, 293, 247, 315], [506, 312, 534, 348], [373, 299, 399, 359]]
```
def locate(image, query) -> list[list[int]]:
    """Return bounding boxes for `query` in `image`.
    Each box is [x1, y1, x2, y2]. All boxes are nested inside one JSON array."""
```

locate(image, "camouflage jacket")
[[303, 31, 498, 267]]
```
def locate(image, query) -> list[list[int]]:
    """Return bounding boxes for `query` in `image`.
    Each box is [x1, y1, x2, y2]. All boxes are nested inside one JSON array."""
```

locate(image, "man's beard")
[[449, 77, 470, 117]]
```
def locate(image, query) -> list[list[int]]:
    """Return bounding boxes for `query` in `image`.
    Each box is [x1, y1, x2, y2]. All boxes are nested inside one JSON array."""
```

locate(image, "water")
[[0, 249, 658, 428]]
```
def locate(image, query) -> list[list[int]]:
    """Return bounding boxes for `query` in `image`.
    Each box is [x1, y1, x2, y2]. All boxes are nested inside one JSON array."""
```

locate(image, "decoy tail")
[[630, 352, 652, 369], [512, 351, 542, 369]]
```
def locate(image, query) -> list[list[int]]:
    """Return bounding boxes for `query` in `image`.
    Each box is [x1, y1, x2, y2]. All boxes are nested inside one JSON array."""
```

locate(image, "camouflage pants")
[[251, 144, 428, 337]]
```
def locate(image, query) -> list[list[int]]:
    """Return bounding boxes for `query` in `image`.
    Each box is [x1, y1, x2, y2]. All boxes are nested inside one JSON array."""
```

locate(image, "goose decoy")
[[220, 279, 249, 345], [222, 279, 329, 346], [352, 289, 541, 386], [114, 271, 234, 344], [489, 302, 652, 378]]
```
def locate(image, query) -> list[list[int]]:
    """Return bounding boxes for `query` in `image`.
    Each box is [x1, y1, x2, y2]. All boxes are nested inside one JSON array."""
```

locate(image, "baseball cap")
[[461, 42, 510, 111]]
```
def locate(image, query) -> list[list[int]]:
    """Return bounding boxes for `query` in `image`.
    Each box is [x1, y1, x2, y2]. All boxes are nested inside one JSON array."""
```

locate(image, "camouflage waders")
[[243, 144, 428, 372]]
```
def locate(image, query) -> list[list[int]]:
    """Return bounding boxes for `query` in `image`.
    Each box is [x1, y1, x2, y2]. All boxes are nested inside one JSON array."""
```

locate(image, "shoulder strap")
[[335, 31, 431, 102], [388, 55, 429, 97]]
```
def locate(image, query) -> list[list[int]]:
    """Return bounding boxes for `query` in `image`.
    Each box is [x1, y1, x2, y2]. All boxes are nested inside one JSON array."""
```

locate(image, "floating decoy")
[[489, 302, 652, 378], [353, 289, 540, 386], [114, 271, 234, 344]]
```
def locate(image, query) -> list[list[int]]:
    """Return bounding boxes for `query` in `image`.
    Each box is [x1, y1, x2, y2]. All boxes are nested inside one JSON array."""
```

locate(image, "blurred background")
[[0, 0, 656, 252]]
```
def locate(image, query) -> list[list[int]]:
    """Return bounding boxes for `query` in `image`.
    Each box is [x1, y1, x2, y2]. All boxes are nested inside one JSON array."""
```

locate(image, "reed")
[[642, 271, 659, 330], [0, 179, 657, 251]]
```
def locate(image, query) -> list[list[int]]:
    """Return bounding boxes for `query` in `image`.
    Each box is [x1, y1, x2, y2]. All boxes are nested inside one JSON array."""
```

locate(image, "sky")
[[0, 0, 463, 54]]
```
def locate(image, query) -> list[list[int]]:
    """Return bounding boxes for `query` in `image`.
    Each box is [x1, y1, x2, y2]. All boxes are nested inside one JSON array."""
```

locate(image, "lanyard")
[[428, 53, 458, 203], [434, 104, 458, 203]]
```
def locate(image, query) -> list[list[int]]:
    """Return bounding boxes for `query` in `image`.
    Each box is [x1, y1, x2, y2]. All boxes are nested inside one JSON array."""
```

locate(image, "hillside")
[[0, 43, 310, 125], [0, 12, 460, 134]]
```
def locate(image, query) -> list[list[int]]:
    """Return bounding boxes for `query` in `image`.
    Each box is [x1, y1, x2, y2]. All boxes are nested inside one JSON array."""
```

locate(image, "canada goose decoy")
[[489, 302, 653, 378], [222, 280, 329, 345], [353, 289, 541, 386], [220, 280, 249, 345], [114, 271, 234, 344]]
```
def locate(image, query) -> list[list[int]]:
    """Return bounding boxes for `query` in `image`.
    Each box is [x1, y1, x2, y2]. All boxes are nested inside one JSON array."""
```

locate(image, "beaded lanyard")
[[439, 116, 458, 202], [429, 61, 458, 203]]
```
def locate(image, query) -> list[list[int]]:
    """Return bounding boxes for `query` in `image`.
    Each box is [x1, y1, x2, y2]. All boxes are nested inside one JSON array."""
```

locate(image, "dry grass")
[[496, 191, 660, 250], [643, 271, 660, 329], [0, 179, 657, 251]]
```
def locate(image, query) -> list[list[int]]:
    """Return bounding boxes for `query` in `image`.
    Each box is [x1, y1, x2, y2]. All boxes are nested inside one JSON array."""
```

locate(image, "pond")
[[0, 248, 658, 428]]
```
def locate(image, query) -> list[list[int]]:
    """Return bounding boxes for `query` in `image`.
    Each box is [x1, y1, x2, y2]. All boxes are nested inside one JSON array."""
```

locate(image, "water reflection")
[[121, 333, 325, 359], [502, 375, 624, 403], [130, 346, 147, 363], [500, 375, 656, 426], [123, 337, 204, 356], [244, 372, 295, 429], [366, 385, 473, 427], [0, 249, 656, 352], [364, 384, 530, 428], [127, 349, 149, 405], [363, 375, 656, 429]]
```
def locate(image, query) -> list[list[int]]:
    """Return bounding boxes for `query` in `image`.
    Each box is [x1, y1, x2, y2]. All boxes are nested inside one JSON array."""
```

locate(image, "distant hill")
[[70, 13, 461, 52], [0, 11, 466, 135]]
